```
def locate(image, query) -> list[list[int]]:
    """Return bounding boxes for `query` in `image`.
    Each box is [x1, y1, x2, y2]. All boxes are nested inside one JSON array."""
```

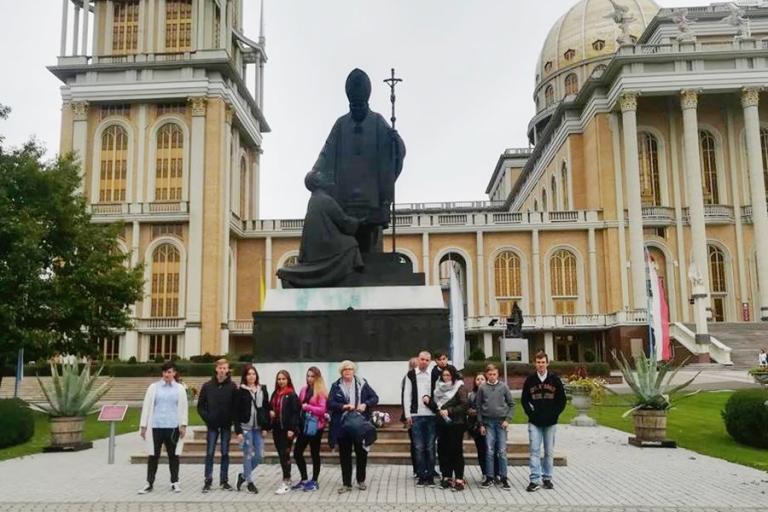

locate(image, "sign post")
[[98, 405, 128, 464]]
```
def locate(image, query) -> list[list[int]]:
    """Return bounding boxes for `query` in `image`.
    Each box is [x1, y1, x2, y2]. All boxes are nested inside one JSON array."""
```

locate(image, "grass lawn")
[[0, 407, 204, 462]]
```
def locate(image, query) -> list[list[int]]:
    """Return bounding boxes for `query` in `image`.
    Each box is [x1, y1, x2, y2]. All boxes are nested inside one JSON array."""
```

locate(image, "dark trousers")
[[294, 429, 324, 481], [204, 426, 231, 483], [338, 436, 368, 486], [147, 428, 180, 485], [273, 427, 295, 480], [470, 430, 497, 477], [408, 427, 417, 474], [437, 422, 465, 480], [411, 416, 436, 479]]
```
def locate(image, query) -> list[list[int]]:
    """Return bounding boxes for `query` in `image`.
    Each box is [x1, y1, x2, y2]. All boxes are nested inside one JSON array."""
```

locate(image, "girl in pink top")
[[291, 367, 328, 492]]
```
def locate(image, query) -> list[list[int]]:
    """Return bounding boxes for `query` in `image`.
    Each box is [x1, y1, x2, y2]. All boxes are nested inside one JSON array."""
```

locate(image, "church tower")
[[50, 0, 269, 361]]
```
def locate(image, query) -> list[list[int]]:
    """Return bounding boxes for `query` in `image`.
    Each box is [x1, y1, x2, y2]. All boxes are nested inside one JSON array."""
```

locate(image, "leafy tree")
[[0, 109, 143, 385]]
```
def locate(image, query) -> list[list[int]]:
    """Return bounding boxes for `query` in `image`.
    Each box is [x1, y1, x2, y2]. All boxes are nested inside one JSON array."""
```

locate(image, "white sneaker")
[[171, 482, 181, 493], [137, 483, 153, 495], [275, 483, 290, 495]]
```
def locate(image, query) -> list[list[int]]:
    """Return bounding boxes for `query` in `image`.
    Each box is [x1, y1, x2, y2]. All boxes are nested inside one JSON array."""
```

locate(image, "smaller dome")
[[535, 0, 660, 112]]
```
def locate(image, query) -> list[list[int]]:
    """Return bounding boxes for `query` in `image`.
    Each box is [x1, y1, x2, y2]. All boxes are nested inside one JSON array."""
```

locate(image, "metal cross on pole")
[[383, 68, 402, 254]]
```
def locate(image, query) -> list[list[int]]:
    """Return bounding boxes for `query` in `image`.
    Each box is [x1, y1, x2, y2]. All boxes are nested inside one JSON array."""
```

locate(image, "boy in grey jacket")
[[476, 364, 515, 490]]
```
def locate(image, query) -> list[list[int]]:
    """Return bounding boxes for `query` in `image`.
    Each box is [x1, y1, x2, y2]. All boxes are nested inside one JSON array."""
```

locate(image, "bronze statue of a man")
[[309, 68, 406, 253]]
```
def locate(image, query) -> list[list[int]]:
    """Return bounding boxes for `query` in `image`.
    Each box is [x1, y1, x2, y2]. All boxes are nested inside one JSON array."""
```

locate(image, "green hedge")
[[721, 389, 768, 449], [462, 361, 611, 377], [0, 399, 35, 449]]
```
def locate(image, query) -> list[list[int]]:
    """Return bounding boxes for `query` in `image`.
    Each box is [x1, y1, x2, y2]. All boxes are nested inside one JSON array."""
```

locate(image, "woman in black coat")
[[430, 365, 469, 491], [269, 370, 300, 495]]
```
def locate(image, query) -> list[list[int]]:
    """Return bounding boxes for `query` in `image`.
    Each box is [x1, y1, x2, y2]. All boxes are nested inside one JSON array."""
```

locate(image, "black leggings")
[[272, 427, 295, 480], [437, 423, 465, 480], [147, 427, 179, 484], [338, 436, 368, 486], [294, 429, 324, 481]]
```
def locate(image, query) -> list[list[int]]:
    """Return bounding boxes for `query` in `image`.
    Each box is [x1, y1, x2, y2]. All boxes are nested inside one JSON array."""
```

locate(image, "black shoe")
[[202, 480, 212, 493], [236, 473, 245, 492], [480, 477, 494, 489], [440, 478, 452, 490], [526, 482, 541, 492], [426, 477, 436, 488], [543, 480, 554, 490], [247, 482, 258, 494], [494, 476, 502, 486], [500, 478, 511, 490], [221, 481, 233, 491], [416, 478, 426, 488]]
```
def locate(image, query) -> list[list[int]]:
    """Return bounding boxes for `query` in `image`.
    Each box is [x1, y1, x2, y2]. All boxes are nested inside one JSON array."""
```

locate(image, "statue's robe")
[[277, 190, 363, 288], [311, 111, 405, 227]]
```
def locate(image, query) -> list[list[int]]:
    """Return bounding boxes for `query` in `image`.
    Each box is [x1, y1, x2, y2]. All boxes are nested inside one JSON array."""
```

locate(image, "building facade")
[[53, 0, 768, 365]]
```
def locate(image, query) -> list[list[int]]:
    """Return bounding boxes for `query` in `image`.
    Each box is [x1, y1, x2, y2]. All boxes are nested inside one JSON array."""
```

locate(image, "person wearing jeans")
[[403, 351, 439, 487], [233, 364, 270, 493], [138, 361, 189, 495], [476, 363, 515, 490], [521, 351, 566, 492], [197, 359, 239, 493]]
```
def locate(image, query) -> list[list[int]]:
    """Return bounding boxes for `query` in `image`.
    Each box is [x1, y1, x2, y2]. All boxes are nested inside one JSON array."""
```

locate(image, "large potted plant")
[[748, 367, 768, 387], [565, 368, 606, 427], [31, 361, 112, 451], [610, 350, 699, 445]]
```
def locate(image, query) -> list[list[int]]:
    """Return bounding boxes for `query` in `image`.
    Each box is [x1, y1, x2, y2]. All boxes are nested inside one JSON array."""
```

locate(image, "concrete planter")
[[570, 390, 597, 427]]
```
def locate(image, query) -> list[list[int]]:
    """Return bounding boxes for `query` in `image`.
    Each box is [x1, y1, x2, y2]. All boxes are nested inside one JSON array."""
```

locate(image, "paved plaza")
[[0, 424, 765, 512]]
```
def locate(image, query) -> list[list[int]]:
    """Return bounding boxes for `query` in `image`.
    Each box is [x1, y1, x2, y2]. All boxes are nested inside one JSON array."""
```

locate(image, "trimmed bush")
[[0, 399, 35, 449], [722, 389, 768, 449], [468, 348, 486, 361]]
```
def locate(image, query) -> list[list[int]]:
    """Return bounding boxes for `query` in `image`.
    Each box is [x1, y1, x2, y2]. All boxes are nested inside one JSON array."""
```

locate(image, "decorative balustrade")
[[89, 203, 128, 215], [136, 318, 185, 332], [547, 211, 580, 223], [145, 202, 188, 214], [88, 202, 189, 219], [228, 320, 253, 334], [492, 212, 523, 224], [465, 310, 648, 331]]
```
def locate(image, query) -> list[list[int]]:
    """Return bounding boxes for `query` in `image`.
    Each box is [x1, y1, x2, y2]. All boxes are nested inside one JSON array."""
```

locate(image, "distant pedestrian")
[[328, 360, 380, 494], [476, 363, 515, 490], [197, 358, 238, 493], [292, 367, 329, 492], [137, 361, 189, 495], [270, 370, 301, 495], [401, 357, 419, 478], [233, 364, 270, 493], [759, 348, 767, 368], [430, 365, 469, 491], [521, 351, 566, 492], [404, 350, 439, 487]]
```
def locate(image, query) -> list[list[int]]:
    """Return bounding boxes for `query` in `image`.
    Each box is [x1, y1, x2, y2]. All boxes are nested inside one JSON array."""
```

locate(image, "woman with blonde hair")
[[328, 360, 379, 493], [291, 366, 329, 492]]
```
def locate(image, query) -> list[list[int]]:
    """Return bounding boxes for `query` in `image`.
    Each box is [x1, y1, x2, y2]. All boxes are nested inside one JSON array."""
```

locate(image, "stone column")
[[60, 0, 69, 56], [124, 220, 141, 361], [71, 101, 89, 195], [680, 89, 711, 306], [265, 236, 273, 290], [532, 229, 542, 316], [73, 4, 81, 55], [219, 0, 227, 50], [476, 231, 486, 317], [482, 332, 494, 360], [620, 92, 647, 310], [742, 87, 768, 320], [81, 0, 90, 56], [184, 96, 206, 357], [219, 105, 234, 354], [588, 228, 599, 314], [422, 232, 430, 284]]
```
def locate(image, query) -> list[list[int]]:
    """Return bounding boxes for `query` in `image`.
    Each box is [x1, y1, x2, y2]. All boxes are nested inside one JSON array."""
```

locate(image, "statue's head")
[[345, 68, 371, 123], [305, 171, 330, 193]]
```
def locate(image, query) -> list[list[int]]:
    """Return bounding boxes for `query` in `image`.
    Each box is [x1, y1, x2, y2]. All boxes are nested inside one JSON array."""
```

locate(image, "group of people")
[[137, 350, 566, 495]]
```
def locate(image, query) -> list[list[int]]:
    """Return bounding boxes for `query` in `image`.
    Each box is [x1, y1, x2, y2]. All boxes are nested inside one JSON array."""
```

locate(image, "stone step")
[[130, 451, 567, 466], [191, 426, 409, 441]]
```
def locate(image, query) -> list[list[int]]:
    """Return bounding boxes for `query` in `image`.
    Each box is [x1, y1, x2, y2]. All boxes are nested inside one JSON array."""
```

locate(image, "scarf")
[[242, 384, 263, 408], [271, 385, 294, 420], [433, 380, 462, 409]]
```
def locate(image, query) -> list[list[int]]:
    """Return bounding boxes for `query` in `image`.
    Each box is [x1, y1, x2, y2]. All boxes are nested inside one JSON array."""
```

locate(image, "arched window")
[[395, 253, 412, 266], [544, 85, 554, 107], [494, 251, 522, 316], [533, 199, 539, 211], [112, 0, 139, 54], [639, 132, 662, 206], [551, 249, 578, 315], [283, 255, 299, 267], [592, 39, 606, 51], [155, 123, 184, 201], [561, 164, 570, 210], [759, 128, 768, 197], [542, 189, 548, 212], [564, 73, 579, 96], [439, 253, 468, 316], [151, 244, 180, 318], [239, 157, 248, 219], [708, 245, 727, 322], [165, 0, 192, 51], [551, 176, 559, 210], [592, 64, 607, 77], [544, 61, 553, 73], [563, 49, 576, 61], [699, 131, 720, 204], [99, 125, 128, 203]]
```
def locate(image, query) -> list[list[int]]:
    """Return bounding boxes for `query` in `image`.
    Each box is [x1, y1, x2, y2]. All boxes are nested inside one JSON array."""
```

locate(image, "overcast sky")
[[0, 0, 707, 218]]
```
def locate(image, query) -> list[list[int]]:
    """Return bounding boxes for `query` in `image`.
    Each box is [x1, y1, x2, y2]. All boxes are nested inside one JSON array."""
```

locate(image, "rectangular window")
[[151, 224, 184, 240], [156, 103, 187, 116], [149, 334, 179, 360], [113, 0, 140, 54], [100, 104, 131, 120], [165, 0, 193, 52]]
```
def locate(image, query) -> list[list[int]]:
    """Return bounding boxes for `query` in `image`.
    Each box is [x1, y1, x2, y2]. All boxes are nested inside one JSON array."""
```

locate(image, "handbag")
[[303, 411, 319, 436]]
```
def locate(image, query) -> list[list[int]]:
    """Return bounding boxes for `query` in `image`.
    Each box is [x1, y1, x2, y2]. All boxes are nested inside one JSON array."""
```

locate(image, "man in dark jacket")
[[521, 351, 566, 492], [197, 359, 238, 493]]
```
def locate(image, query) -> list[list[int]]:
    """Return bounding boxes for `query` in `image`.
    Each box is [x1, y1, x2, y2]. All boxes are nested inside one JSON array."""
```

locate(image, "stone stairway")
[[685, 322, 768, 369], [130, 426, 567, 467]]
